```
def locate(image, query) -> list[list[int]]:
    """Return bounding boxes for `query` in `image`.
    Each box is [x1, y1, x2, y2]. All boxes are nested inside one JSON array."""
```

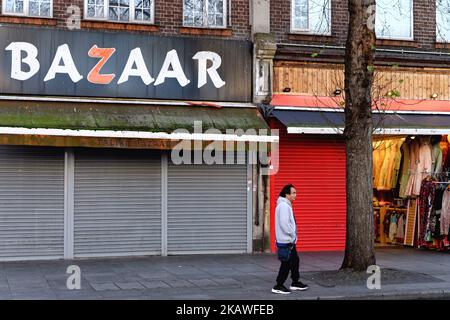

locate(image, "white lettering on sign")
[[193, 51, 226, 88], [118, 48, 154, 85], [4, 42, 226, 88], [155, 49, 190, 87], [44, 44, 83, 83], [5, 42, 40, 81]]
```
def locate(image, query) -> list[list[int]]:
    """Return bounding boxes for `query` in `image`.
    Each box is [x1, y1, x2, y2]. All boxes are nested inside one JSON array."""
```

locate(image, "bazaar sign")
[[0, 26, 252, 102]]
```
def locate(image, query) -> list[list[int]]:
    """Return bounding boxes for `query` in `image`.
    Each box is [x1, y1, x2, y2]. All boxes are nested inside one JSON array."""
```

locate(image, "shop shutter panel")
[[271, 121, 347, 252], [0, 146, 64, 260], [74, 150, 161, 257], [167, 162, 248, 254]]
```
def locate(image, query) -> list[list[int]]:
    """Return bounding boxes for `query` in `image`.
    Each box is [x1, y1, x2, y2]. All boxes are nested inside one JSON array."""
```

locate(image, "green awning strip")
[[0, 100, 268, 133]]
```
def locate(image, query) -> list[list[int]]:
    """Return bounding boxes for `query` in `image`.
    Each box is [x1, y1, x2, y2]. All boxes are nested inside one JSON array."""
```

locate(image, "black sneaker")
[[271, 284, 291, 294], [290, 281, 309, 291]]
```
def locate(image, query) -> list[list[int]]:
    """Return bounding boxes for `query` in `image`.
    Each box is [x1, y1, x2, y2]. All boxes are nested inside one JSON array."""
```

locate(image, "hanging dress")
[[399, 142, 411, 198], [405, 140, 420, 197], [418, 178, 436, 246]]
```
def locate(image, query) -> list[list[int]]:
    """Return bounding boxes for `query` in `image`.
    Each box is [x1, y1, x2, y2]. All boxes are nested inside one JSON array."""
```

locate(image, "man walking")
[[272, 184, 309, 294]]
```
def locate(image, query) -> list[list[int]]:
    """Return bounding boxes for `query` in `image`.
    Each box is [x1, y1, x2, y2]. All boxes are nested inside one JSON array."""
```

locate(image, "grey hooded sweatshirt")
[[275, 196, 297, 245]]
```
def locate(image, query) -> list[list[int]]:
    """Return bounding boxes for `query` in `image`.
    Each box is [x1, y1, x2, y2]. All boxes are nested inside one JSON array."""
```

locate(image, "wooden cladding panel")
[[274, 62, 450, 100]]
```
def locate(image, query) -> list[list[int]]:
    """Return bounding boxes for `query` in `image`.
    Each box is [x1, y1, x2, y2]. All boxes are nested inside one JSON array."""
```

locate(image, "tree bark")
[[341, 0, 376, 271]]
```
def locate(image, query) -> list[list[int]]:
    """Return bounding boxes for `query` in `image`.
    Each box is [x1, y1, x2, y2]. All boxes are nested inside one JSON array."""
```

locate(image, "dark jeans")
[[276, 244, 299, 286]]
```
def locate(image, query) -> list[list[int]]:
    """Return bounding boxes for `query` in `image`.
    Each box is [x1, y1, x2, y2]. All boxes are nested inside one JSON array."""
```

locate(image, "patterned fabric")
[[441, 188, 450, 237], [441, 136, 450, 170], [418, 178, 436, 245]]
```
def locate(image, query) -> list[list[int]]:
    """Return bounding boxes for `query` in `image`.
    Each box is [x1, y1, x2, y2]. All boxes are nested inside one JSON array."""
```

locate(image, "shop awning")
[[272, 109, 450, 135], [271, 94, 450, 112], [0, 99, 276, 149]]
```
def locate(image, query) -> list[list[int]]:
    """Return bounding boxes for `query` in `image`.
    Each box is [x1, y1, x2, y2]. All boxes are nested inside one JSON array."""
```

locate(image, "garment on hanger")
[[442, 136, 450, 170], [374, 211, 380, 240], [373, 141, 382, 187], [441, 188, 450, 237], [391, 139, 406, 189], [433, 210, 442, 239], [383, 212, 392, 236], [418, 177, 436, 245], [415, 138, 433, 195], [377, 140, 396, 190], [405, 140, 421, 196], [397, 213, 405, 239], [432, 142, 443, 175], [399, 142, 411, 198], [375, 138, 405, 190], [389, 213, 398, 243]]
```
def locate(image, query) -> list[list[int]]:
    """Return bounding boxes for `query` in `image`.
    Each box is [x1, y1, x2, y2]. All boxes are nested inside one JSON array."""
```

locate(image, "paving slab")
[[187, 279, 220, 287], [90, 283, 120, 291], [164, 279, 197, 288], [115, 282, 146, 290], [139, 280, 171, 289]]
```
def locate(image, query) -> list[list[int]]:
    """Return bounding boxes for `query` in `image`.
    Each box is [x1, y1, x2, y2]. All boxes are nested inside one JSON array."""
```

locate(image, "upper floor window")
[[183, 0, 227, 28], [291, 0, 331, 35], [437, 0, 450, 42], [2, 0, 52, 17], [376, 0, 413, 40], [85, 0, 154, 23]]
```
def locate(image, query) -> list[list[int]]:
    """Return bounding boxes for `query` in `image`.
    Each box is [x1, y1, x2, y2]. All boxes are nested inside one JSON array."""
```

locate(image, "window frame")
[[2, 0, 53, 18], [290, 0, 331, 35], [182, 0, 227, 29], [375, 0, 414, 41], [436, 0, 450, 43], [83, 0, 155, 25]]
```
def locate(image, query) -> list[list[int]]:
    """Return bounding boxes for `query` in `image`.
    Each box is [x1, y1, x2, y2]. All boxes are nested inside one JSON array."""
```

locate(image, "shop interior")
[[373, 135, 450, 250]]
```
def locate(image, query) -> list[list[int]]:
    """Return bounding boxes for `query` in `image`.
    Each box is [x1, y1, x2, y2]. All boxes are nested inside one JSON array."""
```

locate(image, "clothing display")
[[432, 142, 443, 175], [373, 135, 450, 251], [389, 214, 398, 243], [378, 209, 405, 244], [405, 140, 421, 197], [391, 141, 404, 189], [399, 142, 411, 198], [373, 138, 405, 191], [418, 177, 436, 246], [416, 139, 433, 194], [441, 188, 450, 237], [442, 136, 450, 171], [397, 214, 405, 239]]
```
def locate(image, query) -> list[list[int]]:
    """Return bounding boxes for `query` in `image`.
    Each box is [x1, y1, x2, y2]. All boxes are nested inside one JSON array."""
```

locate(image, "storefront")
[[267, 62, 450, 253], [0, 25, 273, 261]]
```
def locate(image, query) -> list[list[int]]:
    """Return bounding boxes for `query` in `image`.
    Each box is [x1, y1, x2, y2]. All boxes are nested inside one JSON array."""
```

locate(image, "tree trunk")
[[341, 0, 376, 271]]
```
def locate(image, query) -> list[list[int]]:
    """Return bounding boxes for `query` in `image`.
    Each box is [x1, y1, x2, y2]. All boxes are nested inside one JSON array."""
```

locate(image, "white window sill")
[[1, 12, 53, 19], [83, 17, 155, 26]]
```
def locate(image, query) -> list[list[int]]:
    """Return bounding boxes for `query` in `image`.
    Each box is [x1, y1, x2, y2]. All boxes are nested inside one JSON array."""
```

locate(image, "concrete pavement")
[[0, 247, 449, 299]]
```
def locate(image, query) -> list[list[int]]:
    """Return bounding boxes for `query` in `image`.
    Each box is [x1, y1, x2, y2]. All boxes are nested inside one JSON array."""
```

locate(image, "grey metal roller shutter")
[[74, 149, 161, 257], [167, 162, 248, 254], [0, 146, 65, 260]]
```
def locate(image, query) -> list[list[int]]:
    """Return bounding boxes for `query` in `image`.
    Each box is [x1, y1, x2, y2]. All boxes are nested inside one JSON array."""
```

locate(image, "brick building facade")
[[0, 0, 251, 39]]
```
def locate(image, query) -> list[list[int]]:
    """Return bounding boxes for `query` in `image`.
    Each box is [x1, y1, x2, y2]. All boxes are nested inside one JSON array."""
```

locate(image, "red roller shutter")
[[270, 119, 346, 252]]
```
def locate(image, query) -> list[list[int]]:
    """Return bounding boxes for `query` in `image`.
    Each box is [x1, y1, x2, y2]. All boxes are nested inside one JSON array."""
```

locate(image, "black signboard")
[[0, 25, 252, 102]]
